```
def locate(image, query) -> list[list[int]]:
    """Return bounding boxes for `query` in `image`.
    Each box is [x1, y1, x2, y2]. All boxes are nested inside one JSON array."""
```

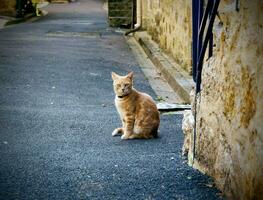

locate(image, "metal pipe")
[[16, 0, 24, 18], [125, 0, 142, 36], [196, 0, 220, 92], [192, 0, 220, 165], [134, 0, 141, 29], [192, 0, 203, 82]]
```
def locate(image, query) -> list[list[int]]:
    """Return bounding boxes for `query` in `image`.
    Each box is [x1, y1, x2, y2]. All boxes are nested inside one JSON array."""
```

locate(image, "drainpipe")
[[16, 0, 24, 18], [125, 0, 142, 36]]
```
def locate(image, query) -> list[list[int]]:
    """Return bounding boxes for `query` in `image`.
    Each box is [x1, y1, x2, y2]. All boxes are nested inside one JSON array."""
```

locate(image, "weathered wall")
[[108, 0, 133, 27], [141, 0, 192, 73], [183, 0, 263, 199], [0, 0, 16, 16]]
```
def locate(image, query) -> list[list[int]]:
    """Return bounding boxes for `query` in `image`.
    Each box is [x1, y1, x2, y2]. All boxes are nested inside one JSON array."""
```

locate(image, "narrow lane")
[[0, 1, 221, 199]]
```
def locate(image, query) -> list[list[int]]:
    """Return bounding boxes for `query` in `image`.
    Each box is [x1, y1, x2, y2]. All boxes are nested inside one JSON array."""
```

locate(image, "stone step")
[[49, 0, 69, 3], [134, 31, 194, 104]]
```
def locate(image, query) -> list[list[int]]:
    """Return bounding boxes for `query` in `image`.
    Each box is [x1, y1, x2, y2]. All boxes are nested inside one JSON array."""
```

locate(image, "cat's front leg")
[[121, 116, 134, 140]]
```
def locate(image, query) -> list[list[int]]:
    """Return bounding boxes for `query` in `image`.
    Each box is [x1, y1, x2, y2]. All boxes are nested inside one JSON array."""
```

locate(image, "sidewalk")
[[0, 16, 13, 29], [132, 31, 194, 104], [0, 0, 222, 199], [0, 2, 49, 29]]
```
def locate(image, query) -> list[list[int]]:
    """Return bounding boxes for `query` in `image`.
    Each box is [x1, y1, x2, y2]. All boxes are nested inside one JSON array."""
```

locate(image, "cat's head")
[[111, 72, 133, 97]]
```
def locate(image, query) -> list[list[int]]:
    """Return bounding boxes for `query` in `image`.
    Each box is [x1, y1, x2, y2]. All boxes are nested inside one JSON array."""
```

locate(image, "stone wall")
[[183, 0, 263, 199], [0, 0, 16, 16], [108, 0, 133, 27], [141, 0, 192, 73]]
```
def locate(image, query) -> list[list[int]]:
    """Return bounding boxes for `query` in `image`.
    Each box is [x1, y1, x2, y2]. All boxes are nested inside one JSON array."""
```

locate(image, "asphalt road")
[[0, 0, 222, 199]]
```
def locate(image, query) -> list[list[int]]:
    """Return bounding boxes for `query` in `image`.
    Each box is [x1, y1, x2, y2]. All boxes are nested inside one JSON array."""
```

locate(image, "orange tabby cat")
[[111, 71, 160, 139]]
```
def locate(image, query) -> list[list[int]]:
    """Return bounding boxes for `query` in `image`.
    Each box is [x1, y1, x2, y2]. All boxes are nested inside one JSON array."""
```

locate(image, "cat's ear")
[[127, 71, 133, 80], [111, 72, 119, 80]]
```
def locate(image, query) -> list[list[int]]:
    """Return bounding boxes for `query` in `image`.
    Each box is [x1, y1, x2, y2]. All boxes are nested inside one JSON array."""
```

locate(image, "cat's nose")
[[122, 88, 125, 92]]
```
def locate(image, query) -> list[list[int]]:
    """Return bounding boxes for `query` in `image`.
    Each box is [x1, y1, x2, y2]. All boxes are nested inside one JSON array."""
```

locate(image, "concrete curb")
[[1, 10, 48, 28], [4, 13, 36, 26], [133, 31, 194, 103], [49, 0, 70, 3], [126, 36, 185, 104], [0, 17, 10, 29]]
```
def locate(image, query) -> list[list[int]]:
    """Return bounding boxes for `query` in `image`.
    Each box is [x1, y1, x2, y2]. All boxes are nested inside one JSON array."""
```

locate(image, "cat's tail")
[[152, 127, 159, 138]]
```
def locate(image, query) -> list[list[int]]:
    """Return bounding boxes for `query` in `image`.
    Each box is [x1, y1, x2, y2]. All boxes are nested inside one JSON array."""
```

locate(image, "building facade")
[[140, 0, 262, 199]]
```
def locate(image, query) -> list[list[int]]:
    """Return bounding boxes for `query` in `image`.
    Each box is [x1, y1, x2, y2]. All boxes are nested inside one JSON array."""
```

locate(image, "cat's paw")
[[112, 129, 120, 137], [121, 134, 130, 140], [112, 128, 123, 137]]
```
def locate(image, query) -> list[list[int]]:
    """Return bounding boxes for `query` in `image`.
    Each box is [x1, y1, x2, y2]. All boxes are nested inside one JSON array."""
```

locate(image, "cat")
[[111, 71, 160, 139]]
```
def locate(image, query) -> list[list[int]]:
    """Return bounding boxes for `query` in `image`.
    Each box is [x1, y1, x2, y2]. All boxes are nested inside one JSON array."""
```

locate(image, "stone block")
[[108, 0, 133, 27], [0, 0, 16, 17]]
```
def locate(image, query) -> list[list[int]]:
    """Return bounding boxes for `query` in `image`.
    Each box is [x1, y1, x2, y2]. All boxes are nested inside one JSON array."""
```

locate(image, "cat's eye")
[[124, 83, 129, 87], [116, 84, 121, 87]]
